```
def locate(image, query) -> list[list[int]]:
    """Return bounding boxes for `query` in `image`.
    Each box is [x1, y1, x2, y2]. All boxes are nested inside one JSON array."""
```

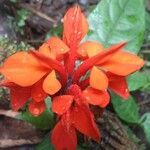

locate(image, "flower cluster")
[[0, 6, 145, 150]]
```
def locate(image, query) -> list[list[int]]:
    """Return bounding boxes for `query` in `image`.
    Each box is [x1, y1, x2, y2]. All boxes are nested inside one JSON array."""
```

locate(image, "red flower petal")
[[28, 101, 46, 116], [51, 121, 77, 150], [107, 73, 130, 99], [83, 87, 110, 108], [63, 5, 88, 46], [52, 95, 74, 115], [0, 80, 31, 111], [31, 79, 47, 102], [11, 86, 31, 111], [71, 105, 100, 141]]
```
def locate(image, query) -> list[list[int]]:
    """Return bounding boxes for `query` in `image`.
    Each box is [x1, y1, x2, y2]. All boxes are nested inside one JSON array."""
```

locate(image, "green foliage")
[[145, 12, 150, 43], [10, 0, 17, 3], [143, 11, 150, 67], [17, 9, 29, 27], [0, 37, 32, 63], [87, 0, 145, 54], [35, 136, 54, 150], [0, 37, 31, 51], [13, 8, 30, 34], [111, 94, 140, 123], [141, 74, 150, 93], [127, 71, 150, 91], [45, 25, 63, 40], [18, 97, 54, 130], [140, 113, 150, 143]]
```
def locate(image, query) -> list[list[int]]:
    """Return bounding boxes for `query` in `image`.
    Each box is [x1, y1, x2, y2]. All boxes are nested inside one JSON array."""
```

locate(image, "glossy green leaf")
[[111, 94, 140, 123], [127, 72, 149, 91], [87, 0, 145, 53], [139, 113, 150, 143], [18, 97, 54, 130]]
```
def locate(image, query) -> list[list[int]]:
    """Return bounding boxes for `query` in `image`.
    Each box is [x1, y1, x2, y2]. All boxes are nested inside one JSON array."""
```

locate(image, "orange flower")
[[0, 44, 68, 115], [0, 5, 145, 150], [74, 42, 144, 106]]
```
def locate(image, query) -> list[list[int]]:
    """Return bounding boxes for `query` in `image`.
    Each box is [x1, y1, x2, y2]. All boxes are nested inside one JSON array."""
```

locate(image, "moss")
[[0, 37, 33, 63]]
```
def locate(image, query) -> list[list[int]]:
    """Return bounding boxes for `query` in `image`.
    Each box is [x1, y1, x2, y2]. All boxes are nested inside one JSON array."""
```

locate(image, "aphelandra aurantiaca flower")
[[0, 5, 145, 150]]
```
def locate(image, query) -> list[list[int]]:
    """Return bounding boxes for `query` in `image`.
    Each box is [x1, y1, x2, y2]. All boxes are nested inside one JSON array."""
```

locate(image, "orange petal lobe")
[[39, 43, 56, 59], [77, 41, 104, 58], [0, 52, 48, 86], [47, 37, 69, 54], [31, 79, 47, 102], [71, 105, 100, 141], [83, 87, 110, 108], [90, 66, 108, 90], [28, 101, 46, 116], [51, 121, 77, 150], [52, 95, 74, 115], [63, 6, 88, 46], [101, 50, 145, 76], [43, 70, 61, 95]]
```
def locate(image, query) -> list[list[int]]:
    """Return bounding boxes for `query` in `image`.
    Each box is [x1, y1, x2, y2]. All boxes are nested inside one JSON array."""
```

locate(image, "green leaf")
[[18, 97, 54, 130], [111, 94, 140, 123], [45, 25, 63, 40], [146, 12, 150, 32], [87, 0, 145, 54], [35, 136, 54, 150], [16, 9, 29, 27], [139, 113, 150, 143], [145, 12, 150, 43], [127, 72, 149, 91]]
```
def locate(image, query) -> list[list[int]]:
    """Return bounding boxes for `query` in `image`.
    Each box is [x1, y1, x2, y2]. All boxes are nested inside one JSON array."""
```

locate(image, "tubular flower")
[[51, 84, 100, 150], [0, 44, 67, 115], [0, 5, 145, 150]]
